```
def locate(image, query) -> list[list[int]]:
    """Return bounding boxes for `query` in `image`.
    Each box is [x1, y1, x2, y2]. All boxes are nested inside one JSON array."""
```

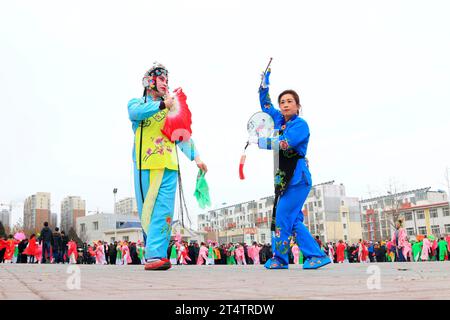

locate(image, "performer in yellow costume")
[[127, 62, 207, 270]]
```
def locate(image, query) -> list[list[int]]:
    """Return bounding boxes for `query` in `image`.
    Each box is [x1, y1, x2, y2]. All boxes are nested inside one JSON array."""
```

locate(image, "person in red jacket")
[[3, 235, 20, 263], [336, 240, 346, 263], [23, 234, 38, 263]]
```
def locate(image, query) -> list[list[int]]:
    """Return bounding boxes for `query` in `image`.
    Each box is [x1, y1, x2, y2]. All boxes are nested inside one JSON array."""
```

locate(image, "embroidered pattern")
[[274, 169, 287, 190], [161, 215, 172, 241], [143, 136, 174, 161]]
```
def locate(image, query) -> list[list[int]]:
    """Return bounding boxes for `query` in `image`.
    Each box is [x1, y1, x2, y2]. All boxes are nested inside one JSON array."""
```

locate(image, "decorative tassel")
[[239, 154, 246, 180]]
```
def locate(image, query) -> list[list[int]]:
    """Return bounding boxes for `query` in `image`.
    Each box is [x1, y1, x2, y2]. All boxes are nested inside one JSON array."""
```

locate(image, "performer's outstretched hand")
[[164, 88, 174, 110], [261, 68, 271, 89], [195, 156, 208, 173]]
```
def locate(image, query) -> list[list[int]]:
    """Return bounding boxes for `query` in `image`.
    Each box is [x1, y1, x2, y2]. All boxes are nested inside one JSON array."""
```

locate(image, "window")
[[261, 234, 266, 243], [443, 207, 449, 217], [259, 203, 262, 209], [431, 225, 441, 237], [418, 226, 427, 235], [445, 224, 450, 233], [123, 236, 129, 241], [110, 237, 115, 242], [342, 212, 347, 218], [80, 223, 85, 232], [430, 208, 438, 218], [416, 192, 426, 201], [343, 223, 347, 229], [406, 228, 415, 236], [344, 235, 348, 241], [341, 200, 345, 206], [93, 221, 98, 230], [363, 206, 367, 211], [318, 201, 322, 208], [416, 210, 425, 219], [309, 203, 313, 211], [404, 212, 412, 221]]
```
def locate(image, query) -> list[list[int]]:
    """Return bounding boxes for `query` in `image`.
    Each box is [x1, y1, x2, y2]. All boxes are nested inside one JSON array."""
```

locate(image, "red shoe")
[[144, 258, 172, 271]]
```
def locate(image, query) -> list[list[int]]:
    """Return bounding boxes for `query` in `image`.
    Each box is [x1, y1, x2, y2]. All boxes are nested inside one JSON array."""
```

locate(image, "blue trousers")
[[272, 181, 326, 265], [41, 241, 51, 263], [134, 166, 177, 260]]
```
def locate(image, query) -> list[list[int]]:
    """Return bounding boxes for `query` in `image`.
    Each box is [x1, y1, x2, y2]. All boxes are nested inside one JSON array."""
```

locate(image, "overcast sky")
[[1, 0, 450, 229]]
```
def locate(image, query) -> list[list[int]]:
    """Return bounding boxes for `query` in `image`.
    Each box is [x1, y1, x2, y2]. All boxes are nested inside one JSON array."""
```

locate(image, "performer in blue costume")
[[127, 62, 207, 270], [258, 69, 331, 270]]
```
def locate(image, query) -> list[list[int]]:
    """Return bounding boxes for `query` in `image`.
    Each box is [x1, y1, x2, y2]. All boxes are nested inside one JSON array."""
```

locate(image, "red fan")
[[161, 87, 193, 142]]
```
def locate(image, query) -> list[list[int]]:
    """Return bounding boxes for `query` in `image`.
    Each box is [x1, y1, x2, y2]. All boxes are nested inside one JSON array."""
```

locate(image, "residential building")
[[360, 187, 449, 242], [0, 208, 10, 229], [51, 212, 58, 229], [76, 213, 140, 243], [198, 181, 361, 245], [303, 181, 362, 244], [115, 197, 138, 216], [23, 192, 51, 233], [61, 196, 86, 233]]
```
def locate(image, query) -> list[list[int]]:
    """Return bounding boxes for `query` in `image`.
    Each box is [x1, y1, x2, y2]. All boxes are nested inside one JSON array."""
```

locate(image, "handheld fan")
[[239, 111, 274, 179]]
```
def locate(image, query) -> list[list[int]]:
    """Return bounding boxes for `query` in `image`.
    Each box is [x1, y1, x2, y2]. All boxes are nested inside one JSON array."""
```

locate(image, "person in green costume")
[[412, 239, 423, 262], [13, 244, 19, 264], [116, 243, 123, 265], [226, 243, 236, 265], [438, 237, 448, 261], [169, 241, 178, 265], [207, 241, 215, 265], [138, 242, 145, 264]]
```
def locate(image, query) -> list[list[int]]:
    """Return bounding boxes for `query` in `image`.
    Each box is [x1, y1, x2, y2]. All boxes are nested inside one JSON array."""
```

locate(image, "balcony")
[[226, 222, 237, 229], [256, 217, 268, 224]]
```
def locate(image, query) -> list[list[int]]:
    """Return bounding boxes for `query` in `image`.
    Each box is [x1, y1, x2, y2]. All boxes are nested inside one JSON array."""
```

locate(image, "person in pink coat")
[[421, 236, 431, 261], [178, 242, 191, 265], [356, 240, 369, 263], [403, 241, 412, 262], [327, 243, 335, 263], [391, 220, 408, 262], [197, 242, 208, 265], [446, 235, 450, 258], [35, 242, 43, 264], [122, 242, 132, 265], [95, 241, 106, 265], [235, 244, 247, 265], [291, 241, 301, 265], [248, 242, 262, 265]]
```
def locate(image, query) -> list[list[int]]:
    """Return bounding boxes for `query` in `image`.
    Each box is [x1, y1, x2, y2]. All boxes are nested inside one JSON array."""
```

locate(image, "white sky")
[[1, 0, 450, 229]]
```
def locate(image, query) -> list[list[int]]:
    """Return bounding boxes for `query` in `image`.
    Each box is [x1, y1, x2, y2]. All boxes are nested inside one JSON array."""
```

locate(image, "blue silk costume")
[[128, 96, 199, 260], [258, 76, 330, 269]]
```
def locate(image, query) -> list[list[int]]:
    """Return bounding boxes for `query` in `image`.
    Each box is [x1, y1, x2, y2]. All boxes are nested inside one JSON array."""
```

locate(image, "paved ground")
[[0, 262, 449, 300]]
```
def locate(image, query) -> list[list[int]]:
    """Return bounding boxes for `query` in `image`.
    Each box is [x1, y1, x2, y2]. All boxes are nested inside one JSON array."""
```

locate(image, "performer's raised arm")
[[259, 70, 283, 122]]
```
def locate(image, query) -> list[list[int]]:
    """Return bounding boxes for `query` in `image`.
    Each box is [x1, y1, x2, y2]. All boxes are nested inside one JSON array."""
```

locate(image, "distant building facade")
[[61, 196, 86, 233], [76, 213, 140, 243], [23, 192, 51, 233], [360, 187, 449, 242], [115, 197, 138, 217], [198, 181, 362, 244]]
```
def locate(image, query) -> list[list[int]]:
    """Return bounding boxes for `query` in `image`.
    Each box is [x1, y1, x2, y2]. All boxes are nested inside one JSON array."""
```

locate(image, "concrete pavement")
[[0, 262, 449, 300]]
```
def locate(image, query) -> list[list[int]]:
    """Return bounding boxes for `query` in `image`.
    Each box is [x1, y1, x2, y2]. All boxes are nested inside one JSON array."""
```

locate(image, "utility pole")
[[113, 188, 118, 241]]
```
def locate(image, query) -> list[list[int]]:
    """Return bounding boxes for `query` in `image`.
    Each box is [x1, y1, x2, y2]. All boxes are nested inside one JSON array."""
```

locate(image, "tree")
[[68, 227, 83, 246], [12, 218, 24, 234]]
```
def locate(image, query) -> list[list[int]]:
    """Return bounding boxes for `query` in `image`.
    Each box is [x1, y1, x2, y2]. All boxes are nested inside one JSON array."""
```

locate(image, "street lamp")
[[113, 188, 118, 241]]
